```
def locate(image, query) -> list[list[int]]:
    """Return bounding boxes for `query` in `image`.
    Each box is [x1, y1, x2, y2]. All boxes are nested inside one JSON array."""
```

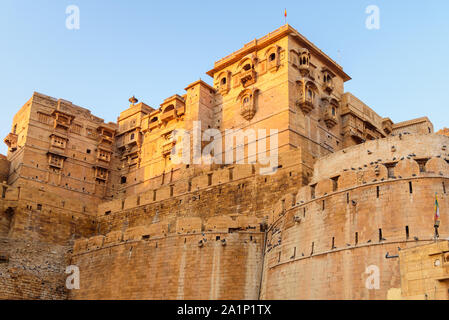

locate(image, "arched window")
[[332, 107, 336, 116], [150, 117, 158, 123], [221, 77, 227, 85], [269, 53, 276, 62], [243, 96, 250, 106], [130, 133, 135, 140], [243, 64, 252, 71], [164, 105, 175, 113]]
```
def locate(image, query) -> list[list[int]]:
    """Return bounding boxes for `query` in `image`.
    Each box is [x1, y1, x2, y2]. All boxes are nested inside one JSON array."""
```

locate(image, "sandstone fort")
[[1, 25, 448, 300]]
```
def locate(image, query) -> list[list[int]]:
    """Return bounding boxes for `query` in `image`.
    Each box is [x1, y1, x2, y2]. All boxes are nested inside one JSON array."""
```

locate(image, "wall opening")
[[416, 159, 429, 173], [376, 186, 380, 198], [331, 176, 339, 192], [443, 182, 446, 194], [1, 186, 6, 199], [406, 226, 410, 239], [331, 237, 335, 249], [385, 163, 397, 178], [310, 184, 316, 199], [311, 242, 314, 255], [409, 181, 413, 194], [379, 229, 383, 242], [153, 190, 157, 201], [229, 168, 234, 181], [208, 174, 212, 186], [170, 185, 174, 197], [355, 232, 358, 245]]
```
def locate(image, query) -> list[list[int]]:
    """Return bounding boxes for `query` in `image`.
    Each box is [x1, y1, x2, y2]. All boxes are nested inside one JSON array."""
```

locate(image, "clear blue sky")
[[0, 0, 448, 154]]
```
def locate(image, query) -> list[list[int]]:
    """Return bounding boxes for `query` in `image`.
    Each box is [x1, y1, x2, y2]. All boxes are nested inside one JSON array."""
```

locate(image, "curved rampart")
[[261, 134, 449, 299]]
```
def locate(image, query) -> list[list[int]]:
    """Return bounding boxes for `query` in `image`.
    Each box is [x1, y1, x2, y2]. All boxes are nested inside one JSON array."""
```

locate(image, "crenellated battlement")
[[72, 214, 262, 255]]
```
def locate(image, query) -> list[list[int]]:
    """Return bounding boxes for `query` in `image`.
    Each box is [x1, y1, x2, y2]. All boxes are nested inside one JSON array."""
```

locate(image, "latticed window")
[[70, 123, 82, 134], [37, 112, 51, 125], [49, 154, 63, 167]]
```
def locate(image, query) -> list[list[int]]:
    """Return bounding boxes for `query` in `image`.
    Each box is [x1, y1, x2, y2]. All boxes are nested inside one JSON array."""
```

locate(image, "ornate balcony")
[[296, 96, 314, 114], [94, 167, 109, 181], [324, 110, 338, 128], [298, 64, 310, 77], [4, 133, 18, 152], [162, 141, 176, 157], [323, 80, 335, 94], [160, 109, 176, 122], [48, 152, 66, 169], [240, 69, 256, 87], [149, 119, 160, 131], [176, 106, 186, 117]]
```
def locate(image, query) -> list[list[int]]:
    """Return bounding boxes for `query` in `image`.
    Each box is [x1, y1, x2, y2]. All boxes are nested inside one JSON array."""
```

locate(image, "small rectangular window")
[[310, 184, 316, 199], [409, 182, 413, 194], [355, 232, 358, 245], [208, 174, 212, 186], [379, 229, 383, 242], [376, 186, 380, 198], [385, 163, 397, 178], [405, 226, 409, 239], [331, 176, 339, 192]]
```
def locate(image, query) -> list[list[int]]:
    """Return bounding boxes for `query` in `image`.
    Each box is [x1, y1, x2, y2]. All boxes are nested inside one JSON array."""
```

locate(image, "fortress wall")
[[261, 151, 449, 299], [95, 150, 307, 234], [0, 238, 69, 300], [1, 184, 97, 244], [69, 230, 264, 300], [312, 134, 449, 183]]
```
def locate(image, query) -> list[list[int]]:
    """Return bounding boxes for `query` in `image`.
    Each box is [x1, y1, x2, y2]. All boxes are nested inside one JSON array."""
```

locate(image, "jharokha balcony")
[[162, 141, 176, 157], [4, 133, 18, 152], [160, 109, 176, 122], [240, 69, 256, 87], [323, 80, 335, 94], [296, 96, 314, 114], [324, 109, 338, 128]]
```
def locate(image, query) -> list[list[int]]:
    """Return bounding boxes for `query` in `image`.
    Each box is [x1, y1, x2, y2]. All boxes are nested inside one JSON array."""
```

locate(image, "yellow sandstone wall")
[[260, 134, 449, 299]]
